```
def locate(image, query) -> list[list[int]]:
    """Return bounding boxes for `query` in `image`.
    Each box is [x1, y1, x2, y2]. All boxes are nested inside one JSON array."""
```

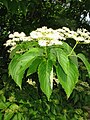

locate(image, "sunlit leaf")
[[56, 59, 79, 98], [38, 59, 53, 100], [55, 48, 69, 74], [9, 48, 43, 88], [4, 111, 14, 120]]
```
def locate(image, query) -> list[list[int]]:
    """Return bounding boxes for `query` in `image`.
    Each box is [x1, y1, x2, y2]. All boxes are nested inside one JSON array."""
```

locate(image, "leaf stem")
[[68, 41, 79, 56]]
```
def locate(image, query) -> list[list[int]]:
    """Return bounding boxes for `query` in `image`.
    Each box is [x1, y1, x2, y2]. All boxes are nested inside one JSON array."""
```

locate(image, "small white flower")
[[20, 32, 26, 37], [62, 27, 70, 32], [84, 40, 90, 43], [13, 38, 20, 41], [82, 33, 89, 38], [13, 32, 20, 37], [75, 36, 85, 41], [48, 40, 63, 46], [30, 31, 43, 39], [9, 34, 14, 38], [77, 29, 82, 35], [57, 29, 65, 33], [38, 40, 47, 46], [11, 42, 16, 46]]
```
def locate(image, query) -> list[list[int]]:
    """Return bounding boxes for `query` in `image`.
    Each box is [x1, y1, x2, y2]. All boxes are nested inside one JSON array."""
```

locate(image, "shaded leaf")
[[27, 57, 42, 76], [0, 112, 2, 120], [77, 53, 90, 78]]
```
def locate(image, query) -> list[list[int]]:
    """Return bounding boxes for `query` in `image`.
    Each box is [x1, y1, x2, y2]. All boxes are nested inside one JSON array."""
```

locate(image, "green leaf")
[[56, 59, 79, 98], [9, 104, 19, 110], [0, 112, 2, 120], [77, 53, 90, 78], [27, 57, 42, 76], [9, 45, 21, 59], [12, 114, 18, 120], [4, 111, 14, 120], [17, 113, 22, 120], [0, 102, 10, 109], [61, 42, 78, 67], [48, 48, 56, 64], [19, 0, 27, 16], [0, 0, 8, 9], [38, 59, 53, 100], [9, 48, 43, 88], [8, 0, 18, 14], [0, 102, 6, 109], [54, 48, 69, 74]]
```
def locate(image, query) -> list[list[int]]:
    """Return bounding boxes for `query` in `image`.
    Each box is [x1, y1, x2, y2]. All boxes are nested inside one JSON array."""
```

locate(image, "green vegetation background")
[[0, 0, 90, 119]]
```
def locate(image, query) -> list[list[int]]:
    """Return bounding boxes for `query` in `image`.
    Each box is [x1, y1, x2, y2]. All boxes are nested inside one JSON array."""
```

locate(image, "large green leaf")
[[9, 48, 43, 88], [56, 59, 79, 98], [77, 53, 90, 78], [38, 59, 53, 100], [54, 48, 69, 74]]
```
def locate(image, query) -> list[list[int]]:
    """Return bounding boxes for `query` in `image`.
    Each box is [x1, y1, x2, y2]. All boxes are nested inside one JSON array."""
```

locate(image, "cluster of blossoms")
[[4, 32, 32, 51], [4, 26, 90, 52]]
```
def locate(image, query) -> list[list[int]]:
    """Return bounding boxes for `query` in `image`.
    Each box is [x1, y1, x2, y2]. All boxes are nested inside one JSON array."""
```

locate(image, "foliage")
[[0, 80, 89, 120], [0, 0, 90, 119], [4, 26, 90, 100]]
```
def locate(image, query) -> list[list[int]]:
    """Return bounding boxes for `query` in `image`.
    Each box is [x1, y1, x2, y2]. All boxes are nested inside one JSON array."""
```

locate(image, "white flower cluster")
[[4, 26, 90, 51], [62, 27, 90, 43], [4, 32, 32, 47], [30, 26, 90, 46], [4, 32, 32, 52], [30, 26, 64, 46]]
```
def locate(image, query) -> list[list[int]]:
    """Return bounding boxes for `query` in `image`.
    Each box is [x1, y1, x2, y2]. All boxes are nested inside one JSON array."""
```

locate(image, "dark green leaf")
[[77, 53, 90, 78], [0, 112, 2, 120], [0, 0, 8, 9], [19, 1, 27, 16], [8, 0, 18, 14]]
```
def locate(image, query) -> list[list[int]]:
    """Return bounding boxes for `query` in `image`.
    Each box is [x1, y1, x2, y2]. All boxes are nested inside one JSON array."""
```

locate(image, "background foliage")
[[0, 0, 90, 119]]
